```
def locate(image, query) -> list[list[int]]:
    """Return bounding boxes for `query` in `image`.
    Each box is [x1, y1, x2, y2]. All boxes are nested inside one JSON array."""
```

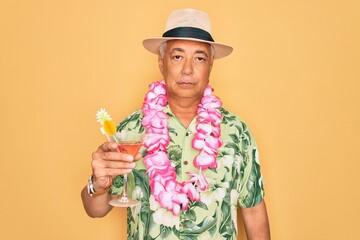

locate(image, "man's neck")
[[168, 98, 200, 128]]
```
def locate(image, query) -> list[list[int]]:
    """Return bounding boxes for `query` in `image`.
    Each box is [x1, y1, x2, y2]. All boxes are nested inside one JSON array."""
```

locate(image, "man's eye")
[[197, 57, 206, 62], [173, 55, 182, 60]]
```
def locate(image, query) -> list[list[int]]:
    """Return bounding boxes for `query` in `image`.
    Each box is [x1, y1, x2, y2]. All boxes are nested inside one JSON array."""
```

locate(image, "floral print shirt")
[[110, 106, 265, 240]]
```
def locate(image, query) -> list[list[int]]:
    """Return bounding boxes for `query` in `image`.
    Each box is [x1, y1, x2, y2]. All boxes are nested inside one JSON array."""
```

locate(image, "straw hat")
[[142, 9, 233, 59]]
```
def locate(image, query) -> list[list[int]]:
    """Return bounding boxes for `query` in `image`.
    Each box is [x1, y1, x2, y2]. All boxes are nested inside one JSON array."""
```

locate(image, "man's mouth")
[[177, 82, 196, 88], [177, 80, 196, 84]]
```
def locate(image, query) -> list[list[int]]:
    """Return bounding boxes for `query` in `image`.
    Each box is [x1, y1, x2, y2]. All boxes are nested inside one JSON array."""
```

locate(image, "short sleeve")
[[237, 122, 265, 208]]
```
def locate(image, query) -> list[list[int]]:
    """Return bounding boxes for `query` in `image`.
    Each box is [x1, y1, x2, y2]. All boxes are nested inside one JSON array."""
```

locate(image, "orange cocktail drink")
[[116, 142, 142, 156]]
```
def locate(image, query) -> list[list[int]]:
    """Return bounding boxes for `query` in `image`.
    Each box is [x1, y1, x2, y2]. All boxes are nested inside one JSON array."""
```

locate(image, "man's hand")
[[81, 141, 142, 217], [91, 141, 142, 192]]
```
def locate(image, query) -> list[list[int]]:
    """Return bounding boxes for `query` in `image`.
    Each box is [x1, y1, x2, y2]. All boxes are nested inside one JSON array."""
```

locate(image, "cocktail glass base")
[[109, 196, 140, 207]]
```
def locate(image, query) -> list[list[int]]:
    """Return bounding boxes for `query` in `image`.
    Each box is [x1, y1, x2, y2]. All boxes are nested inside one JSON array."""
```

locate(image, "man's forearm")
[[81, 186, 114, 217], [241, 200, 271, 240]]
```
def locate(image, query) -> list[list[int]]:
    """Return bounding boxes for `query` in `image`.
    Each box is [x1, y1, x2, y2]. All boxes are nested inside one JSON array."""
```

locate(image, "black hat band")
[[162, 27, 214, 42]]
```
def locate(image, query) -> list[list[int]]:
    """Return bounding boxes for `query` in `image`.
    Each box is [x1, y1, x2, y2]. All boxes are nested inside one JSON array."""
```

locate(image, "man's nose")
[[181, 59, 193, 75]]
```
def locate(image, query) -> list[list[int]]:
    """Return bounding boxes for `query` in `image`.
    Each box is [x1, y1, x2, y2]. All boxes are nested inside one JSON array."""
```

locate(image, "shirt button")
[[183, 161, 188, 165], [186, 131, 191, 136]]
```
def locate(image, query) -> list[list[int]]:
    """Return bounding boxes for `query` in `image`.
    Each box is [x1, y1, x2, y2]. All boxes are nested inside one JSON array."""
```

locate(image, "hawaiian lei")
[[142, 81, 223, 215]]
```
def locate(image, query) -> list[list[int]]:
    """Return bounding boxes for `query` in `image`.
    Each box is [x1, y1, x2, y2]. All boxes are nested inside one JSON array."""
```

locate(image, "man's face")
[[158, 40, 213, 102]]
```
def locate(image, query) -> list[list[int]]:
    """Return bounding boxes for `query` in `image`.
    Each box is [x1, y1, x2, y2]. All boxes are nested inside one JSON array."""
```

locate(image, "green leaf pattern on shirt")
[[110, 107, 264, 239]]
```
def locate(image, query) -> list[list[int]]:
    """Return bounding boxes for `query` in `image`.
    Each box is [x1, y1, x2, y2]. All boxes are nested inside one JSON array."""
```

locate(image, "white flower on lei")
[[149, 195, 180, 228], [200, 182, 229, 206]]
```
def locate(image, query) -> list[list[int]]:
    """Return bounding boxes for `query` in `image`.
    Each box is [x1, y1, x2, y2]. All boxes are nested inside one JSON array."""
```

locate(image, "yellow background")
[[1, 0, 359, 239]]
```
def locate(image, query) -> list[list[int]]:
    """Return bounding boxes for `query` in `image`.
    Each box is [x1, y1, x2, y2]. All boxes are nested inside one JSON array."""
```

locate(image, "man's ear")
[[158, 55, 164, 74]]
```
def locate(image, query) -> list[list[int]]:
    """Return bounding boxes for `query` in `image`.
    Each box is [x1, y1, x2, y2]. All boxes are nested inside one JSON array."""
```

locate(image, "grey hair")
[[159, 41, 167, 58], [159, 41, 215, 59]]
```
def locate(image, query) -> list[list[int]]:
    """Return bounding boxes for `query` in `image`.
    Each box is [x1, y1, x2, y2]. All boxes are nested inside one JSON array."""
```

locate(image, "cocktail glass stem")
[[108, 131, 143, 207], [121, 174, 128, 201], [111, 135, 129, 201]]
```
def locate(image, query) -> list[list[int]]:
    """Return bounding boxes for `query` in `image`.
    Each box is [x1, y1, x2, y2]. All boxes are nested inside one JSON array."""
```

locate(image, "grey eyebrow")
[[171, 48, 209, 57], [195, 50, 209, 57], [171, 48, 185, 53]]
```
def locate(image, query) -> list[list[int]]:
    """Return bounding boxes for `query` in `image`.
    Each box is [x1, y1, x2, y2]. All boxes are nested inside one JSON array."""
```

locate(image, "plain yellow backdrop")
[[1, 0, 359, 239]]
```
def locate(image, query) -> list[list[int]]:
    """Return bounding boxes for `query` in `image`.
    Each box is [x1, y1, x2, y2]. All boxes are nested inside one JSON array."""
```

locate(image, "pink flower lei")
[[142, 81, 223, 215]]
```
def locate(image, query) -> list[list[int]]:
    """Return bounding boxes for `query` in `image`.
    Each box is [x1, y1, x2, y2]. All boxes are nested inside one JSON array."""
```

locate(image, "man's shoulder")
[[220, 107, 247, 125], [219, 107, 256, 140]]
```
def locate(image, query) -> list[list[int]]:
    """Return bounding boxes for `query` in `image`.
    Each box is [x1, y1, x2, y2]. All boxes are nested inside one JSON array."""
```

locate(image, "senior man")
[[81, 8, 270, 240]]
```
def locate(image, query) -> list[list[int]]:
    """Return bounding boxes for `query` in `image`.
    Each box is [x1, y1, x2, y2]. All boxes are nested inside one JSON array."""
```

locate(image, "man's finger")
[[106, 168, 133, 176], [133, 152, 143, 161], [103, 160, 136, 169], [99, 142, 118, 152], [100, 151, 134, 162]]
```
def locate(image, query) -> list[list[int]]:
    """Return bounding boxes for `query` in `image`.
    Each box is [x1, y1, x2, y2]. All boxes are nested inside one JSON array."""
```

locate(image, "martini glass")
[[109, 131, 144, 207]]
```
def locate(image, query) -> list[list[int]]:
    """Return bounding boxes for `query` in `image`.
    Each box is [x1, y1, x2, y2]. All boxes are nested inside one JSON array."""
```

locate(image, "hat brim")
[[142, 37, 233, 59]]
